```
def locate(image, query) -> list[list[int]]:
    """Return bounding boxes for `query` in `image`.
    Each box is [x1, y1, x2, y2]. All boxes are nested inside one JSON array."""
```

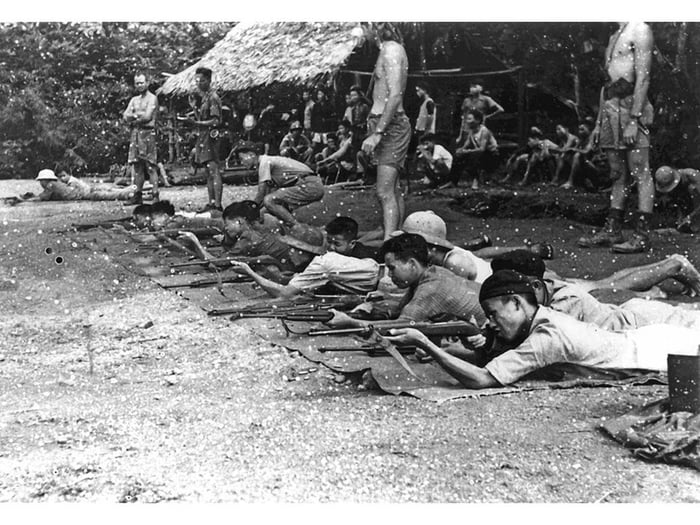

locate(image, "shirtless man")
[[123, 72, 159, 204], [578, 22, 654, 254], [360, 22, 411, 241]]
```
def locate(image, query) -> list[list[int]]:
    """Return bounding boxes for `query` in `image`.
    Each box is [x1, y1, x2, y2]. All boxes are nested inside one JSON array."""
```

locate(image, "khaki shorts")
[[599, 95, 653, 150], [367, 112, 411, 171], [270, 175, 324, 210]]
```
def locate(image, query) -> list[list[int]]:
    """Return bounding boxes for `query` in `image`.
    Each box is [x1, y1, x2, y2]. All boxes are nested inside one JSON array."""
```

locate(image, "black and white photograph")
[[1, 5, 699, 509]]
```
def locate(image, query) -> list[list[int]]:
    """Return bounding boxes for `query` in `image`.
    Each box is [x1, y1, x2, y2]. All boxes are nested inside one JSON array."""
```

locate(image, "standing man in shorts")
[[235, 141, 324, 228], [360, 22, 411, 241], [123, 72, 159, 204], [578, 22, 654, 253], [184, 67, 223, 212]]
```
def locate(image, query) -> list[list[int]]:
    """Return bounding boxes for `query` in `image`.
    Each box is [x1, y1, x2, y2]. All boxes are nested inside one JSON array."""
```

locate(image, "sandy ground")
[[1, 178, 699, 503]]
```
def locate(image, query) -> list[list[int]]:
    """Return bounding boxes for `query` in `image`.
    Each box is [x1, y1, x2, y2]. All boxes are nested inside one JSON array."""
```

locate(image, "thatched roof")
[[158, 22, 362, 96]]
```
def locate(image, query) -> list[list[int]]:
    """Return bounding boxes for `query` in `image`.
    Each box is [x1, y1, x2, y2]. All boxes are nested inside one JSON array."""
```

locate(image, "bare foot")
[[560, 182, 573, 190], [670, 253, 700, 296]]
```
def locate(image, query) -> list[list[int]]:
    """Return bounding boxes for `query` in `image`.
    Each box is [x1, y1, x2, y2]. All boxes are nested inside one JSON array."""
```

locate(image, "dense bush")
[[0, 22, 230, 179]]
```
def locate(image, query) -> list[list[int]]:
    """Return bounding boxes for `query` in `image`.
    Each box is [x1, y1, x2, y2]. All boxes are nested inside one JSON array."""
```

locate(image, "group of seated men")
[[502, 121, 609, 190], [132, 193, 700, 390]]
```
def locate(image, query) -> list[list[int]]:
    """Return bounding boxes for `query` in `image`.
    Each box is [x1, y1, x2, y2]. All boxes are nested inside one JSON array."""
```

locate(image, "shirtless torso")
[[369, 40, 407, 117]]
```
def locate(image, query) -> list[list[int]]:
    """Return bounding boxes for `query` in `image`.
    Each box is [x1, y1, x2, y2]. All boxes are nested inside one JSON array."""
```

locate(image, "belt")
[[368, 111, 406, 118]]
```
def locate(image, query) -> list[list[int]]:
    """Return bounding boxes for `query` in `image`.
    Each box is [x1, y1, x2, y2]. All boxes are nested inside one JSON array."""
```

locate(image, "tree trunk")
[[675, 22, 688, 74], [572, 61, 581, 115], [417, 23, 428, 70]]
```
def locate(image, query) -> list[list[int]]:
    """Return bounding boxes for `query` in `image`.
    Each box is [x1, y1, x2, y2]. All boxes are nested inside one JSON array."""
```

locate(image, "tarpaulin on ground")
[[72, 225, 667, 403], [600, 398, 700, 471], [266, 322, 666, 403]]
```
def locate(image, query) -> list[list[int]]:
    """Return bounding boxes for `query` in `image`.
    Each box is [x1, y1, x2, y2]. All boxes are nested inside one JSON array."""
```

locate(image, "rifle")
[[317, 344, 433, 362], [230, 309, 334, 322], [209, 293, 368, 317], [160, 274, 252, 289], [299, 320, 481, 339], [170, 255, 283, 269], [131, 227, 223, 238]]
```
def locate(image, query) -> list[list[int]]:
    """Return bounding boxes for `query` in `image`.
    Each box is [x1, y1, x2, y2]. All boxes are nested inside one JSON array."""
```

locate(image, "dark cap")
[[490, 249, 545, 279], [479, 270, 535, 303]]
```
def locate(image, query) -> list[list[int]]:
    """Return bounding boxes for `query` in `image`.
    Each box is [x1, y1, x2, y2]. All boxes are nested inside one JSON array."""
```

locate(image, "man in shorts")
[[235, 141, 324, 228], [182, 67, 223, 212], [359, 22, 411, 240], [123, 72, 159, 204], [578, 22, 655, 253]]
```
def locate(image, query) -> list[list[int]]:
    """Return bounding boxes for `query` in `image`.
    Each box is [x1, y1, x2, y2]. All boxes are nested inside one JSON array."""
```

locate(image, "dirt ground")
[[1, 177, 699, 503]]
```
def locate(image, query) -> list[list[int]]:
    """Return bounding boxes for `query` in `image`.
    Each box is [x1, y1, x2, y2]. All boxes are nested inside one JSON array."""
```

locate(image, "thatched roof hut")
[[158, 22, 363, 96]]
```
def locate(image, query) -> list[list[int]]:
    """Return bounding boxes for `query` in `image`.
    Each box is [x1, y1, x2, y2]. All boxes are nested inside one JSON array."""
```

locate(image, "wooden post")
[[517, 67, 526, 147]]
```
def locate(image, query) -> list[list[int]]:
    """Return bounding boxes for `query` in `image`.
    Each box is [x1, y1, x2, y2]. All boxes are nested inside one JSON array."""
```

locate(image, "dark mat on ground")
[[66, 224, 667, 403], [600, 397, 700, 472], [266, 322, 666, 403], [449, 187, 680, 228]]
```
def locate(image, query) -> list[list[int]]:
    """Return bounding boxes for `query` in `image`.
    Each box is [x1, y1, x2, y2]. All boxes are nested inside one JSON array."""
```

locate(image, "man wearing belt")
[[235, 141, 324, 228], [123, 72, 159, 204], [360, 22, 411, 241], [578, 22, 655, 253], [184, 67, 223, 212]]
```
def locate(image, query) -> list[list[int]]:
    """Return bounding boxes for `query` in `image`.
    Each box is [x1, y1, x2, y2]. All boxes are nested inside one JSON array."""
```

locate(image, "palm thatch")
[[158, 22, 363, 96]]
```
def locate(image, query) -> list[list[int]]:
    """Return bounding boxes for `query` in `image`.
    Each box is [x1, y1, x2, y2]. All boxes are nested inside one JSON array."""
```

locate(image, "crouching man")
[[236, 141, 325, 228], [386, 269, 700, 389]]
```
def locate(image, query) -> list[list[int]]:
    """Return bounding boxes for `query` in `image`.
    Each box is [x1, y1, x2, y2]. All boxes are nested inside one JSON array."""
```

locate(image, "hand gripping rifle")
[[293, 320, 481, 340]]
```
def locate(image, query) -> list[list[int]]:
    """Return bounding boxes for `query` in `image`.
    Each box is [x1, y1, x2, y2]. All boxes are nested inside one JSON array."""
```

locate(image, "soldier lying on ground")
[[326, 233, 486, 328], [325, 216, 381, 262], [491, 249, 700, 331], [385, 270, 700, 389], [21, 169, 137, 202], [176, 200, 296, 274], [230, 224, 380, 298], [131, 200, 223, 232]]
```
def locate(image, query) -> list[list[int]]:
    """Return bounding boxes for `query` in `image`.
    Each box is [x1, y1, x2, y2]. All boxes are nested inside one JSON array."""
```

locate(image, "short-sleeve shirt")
[[398, 265, 486, 325], [444, 246, 492, 284], [258, 155, 314, 188], [430, 144, 453, 170], [548, 280, 639, 330], [484, 306, 648, 385], [462, 94, 499, 115], [287, 252, 380, 294], [195, 90, 222, 125]]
